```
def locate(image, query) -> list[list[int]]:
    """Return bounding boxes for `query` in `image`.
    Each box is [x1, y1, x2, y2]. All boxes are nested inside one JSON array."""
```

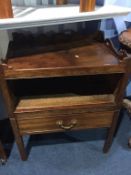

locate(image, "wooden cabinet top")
[[3, 39, 125, 79]]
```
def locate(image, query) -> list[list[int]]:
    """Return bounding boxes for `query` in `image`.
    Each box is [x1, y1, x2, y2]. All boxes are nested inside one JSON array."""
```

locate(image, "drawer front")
[[15, 109, 115, 135]]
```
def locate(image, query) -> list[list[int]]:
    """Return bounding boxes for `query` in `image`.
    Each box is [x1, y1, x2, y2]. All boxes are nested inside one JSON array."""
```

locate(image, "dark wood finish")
[[0, 66, 27, 160], [14, 94, 116, 135], [0, 32, 130, 160], [103, 111, 120, 153], [115, 74, 129, 105], [4, 41, 124, 80], [0, 0, 13, 19], [0, 65, 15, 117], [80, 0, 96, 12], [15, 94, 115, 112], [103, 63, 131, 152], [10, 118, 27, 161], [0, 141, 7, 164], [16, 110, 114, 135]]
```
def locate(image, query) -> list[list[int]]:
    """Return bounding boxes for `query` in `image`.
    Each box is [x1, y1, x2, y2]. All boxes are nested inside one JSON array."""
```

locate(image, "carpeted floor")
[[0, 110, 131, 175]]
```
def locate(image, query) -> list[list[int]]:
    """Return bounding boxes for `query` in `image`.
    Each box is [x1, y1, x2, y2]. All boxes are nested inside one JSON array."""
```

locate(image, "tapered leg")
[[103, 111, 120, 153], [0, 66, 27, 161], [0, 141, 6, 164], [10, 118, 27, 161]]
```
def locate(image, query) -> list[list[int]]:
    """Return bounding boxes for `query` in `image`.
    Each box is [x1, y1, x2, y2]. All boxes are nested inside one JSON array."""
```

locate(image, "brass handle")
[[56, 119, 77, 130]]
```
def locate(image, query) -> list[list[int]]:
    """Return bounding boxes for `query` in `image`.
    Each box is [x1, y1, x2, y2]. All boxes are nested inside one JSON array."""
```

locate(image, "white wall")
[[0, 31, 10, 60]]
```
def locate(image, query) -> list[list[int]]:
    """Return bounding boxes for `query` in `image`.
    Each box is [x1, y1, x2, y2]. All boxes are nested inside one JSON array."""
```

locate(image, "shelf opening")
[[8, 74, 122, 99]]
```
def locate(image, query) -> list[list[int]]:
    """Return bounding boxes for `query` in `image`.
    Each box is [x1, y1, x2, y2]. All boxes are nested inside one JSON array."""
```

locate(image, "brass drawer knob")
[[56, 119, 77, 130]]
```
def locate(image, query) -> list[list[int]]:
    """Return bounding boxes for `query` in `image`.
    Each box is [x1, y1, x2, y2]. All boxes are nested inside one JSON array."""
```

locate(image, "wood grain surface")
[[4, 41, 124, 79], [16, 111, 114, 135]]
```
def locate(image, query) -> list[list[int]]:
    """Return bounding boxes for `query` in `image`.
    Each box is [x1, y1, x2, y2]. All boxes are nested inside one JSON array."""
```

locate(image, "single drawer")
[[16, 110, 115, 135]]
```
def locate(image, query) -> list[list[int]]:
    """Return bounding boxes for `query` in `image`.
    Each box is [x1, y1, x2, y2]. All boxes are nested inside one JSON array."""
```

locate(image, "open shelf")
[[9, 74, 121, 96], [4, 40, 124, 79], [0, 5, 130, 30], [8, 74, 121, 113]]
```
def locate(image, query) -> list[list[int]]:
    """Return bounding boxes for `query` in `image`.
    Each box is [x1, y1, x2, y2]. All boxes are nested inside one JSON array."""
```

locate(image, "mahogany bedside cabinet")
[[0, 0, 131, 161]]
